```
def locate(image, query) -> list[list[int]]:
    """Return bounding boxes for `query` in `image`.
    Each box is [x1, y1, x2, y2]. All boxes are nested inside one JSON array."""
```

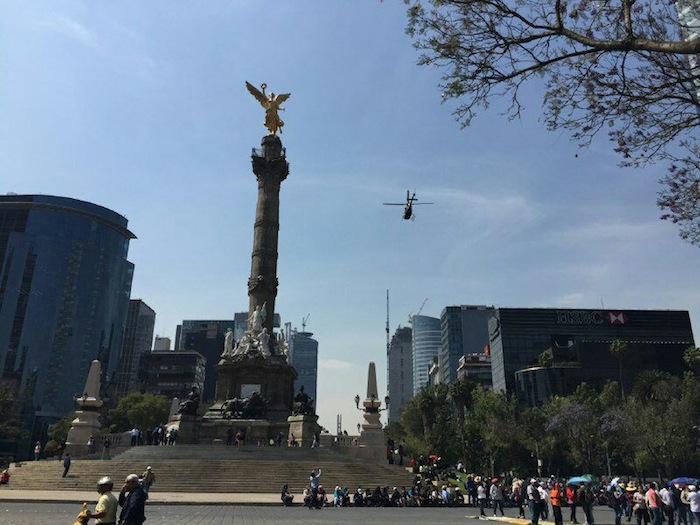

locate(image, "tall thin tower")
[[386, 290, 390, 393]]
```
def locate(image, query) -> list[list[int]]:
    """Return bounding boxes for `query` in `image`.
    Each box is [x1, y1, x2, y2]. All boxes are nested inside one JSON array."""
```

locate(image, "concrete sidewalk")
[[0, 489, 282, 505]]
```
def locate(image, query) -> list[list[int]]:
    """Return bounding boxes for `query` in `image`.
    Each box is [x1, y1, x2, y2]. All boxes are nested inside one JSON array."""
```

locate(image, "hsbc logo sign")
[[556, 310, 628, 325], [606, 311, 628, 324]]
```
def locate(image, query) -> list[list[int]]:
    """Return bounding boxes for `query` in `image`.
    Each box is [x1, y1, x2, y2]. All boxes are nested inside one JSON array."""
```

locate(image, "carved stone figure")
[[245, 81, 291, 136], [222, 328, 234, 357], [258, 328, 271, 357], [177, 386, 200, 416], [249, 306, 263, 333], [292, 385, 314, 416], [220, 393, 268, 419], [277, 330, 289, 358]]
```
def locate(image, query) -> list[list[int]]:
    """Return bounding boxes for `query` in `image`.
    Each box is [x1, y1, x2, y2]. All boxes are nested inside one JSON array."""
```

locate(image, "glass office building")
[[288, 330, 318, 407], [439, 305, 494, 384], [116, 299, 156, 396], [387, 325, 412, 423], [0, 195, 134, 452], [411, 314, 441, 394], [489, 308, 695, 395]]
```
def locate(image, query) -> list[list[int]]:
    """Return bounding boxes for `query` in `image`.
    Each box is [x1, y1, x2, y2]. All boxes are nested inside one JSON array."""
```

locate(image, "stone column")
[[248, 135, 289, 335]]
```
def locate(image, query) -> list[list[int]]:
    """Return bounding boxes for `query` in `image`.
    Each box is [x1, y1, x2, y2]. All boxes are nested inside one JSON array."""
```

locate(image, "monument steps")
[[6, 445, 413, 493]]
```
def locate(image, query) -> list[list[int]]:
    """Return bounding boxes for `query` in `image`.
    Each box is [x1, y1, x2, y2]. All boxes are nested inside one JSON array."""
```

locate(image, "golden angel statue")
[[245, 81, 291, 136]]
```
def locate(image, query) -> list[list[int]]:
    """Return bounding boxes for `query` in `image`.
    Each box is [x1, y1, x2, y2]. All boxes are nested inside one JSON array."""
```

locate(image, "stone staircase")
[[4, 445, 413, 494]]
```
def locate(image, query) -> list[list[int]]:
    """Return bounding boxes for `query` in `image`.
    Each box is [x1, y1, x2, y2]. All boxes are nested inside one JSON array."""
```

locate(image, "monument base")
[[197, 418, 289, 445], [287, 414, 320, 447], [168, 414, 199, 444], [212, 355, 296, 423], [66, 409, 101, 457]]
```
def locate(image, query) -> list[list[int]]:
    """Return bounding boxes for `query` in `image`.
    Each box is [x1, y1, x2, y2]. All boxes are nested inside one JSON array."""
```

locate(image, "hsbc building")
[[488, 308, 694, 396]]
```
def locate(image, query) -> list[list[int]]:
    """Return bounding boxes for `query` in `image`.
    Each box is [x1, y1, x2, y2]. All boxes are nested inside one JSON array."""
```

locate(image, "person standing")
[[528, 479, 542, 525], [686, 485, 700, 525], [582, 485, 595, 525], [646, 483, 663, 525], [62, 453, 71, 477], [130, 427, 139, 447], [551, 482, 565, 525], [491, 481, 506, 516], [141, 466, 155, 496], [309, 467, 322, 509], [568, 483, 579, 524], [33, 441, 41, 461], [102, 437, 111, 460], [118, 474, 147, 525], [477, 479, 488, 517], [87, 476, 118, 525]]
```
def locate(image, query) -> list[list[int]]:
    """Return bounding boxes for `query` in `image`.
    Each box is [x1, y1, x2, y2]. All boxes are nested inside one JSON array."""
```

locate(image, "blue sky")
[[3, 1, 699, 433]]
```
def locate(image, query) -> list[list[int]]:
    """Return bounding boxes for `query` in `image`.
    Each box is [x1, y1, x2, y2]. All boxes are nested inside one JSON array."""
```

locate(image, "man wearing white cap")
[[527, 479, 542, 525], [687, 485, 700, 525], [87, 476, 118, 525], [141, 466, 155, 497]]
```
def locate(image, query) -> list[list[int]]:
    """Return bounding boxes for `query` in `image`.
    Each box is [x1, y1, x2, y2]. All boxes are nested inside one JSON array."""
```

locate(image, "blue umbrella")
[[669, 477, 697, 485], [567, 476, 592, 485]]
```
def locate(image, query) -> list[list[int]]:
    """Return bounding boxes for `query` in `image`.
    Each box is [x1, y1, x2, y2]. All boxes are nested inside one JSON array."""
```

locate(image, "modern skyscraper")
[[144, 350, 206, 399], [0, 194, 134, 452], [115, 299, 155, 396], [175, 320, 235, 401], [439, 305, 494, 384], [288, 329, 318, 407], [489, 308, 695, 395], [411, 314, 441, 394], [387, 326, 412, 423]]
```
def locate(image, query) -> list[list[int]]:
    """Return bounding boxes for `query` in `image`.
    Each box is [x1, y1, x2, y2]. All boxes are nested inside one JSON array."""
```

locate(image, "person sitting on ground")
[[353, 487, 364, 507], [391, 486, 402, 507], [333, 485, 343, 507], [316, 484, 327, 508], [454, 486, 465, 506], [281, 484, 294, 506], [303, 486, 313, 508], [0, 469, 10, 485]]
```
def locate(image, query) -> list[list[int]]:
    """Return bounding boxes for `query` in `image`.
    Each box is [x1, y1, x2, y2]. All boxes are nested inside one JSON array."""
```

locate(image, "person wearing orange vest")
[[551, 482, 565, 525]]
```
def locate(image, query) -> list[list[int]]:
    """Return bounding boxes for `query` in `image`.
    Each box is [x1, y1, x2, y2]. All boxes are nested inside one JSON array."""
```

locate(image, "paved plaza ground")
[[1, 501, 617, 525]]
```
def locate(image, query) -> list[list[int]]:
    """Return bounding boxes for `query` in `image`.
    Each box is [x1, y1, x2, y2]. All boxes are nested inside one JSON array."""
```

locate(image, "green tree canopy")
[[103, 393, 169, 433]]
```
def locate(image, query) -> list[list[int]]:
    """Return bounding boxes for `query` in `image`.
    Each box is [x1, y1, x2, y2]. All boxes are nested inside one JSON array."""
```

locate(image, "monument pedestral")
[[212, 354, 296, 423], [287, 414, 320, 447], [168, 414, 199, 444], [66, 360, 103, 457]]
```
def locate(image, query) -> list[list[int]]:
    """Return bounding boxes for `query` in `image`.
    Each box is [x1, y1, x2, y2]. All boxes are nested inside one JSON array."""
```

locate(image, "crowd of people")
[[129, 425, 178, 446], [283, 460, 700, 524]]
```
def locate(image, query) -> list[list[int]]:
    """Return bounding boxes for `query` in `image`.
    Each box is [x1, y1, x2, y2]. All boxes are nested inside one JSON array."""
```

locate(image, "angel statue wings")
[[245, 81, 291, 136]]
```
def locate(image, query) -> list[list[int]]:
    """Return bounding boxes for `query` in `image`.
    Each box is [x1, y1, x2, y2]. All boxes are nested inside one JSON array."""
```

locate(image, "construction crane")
[[301, 314, 310, 332], [408, 298, 429, 324]]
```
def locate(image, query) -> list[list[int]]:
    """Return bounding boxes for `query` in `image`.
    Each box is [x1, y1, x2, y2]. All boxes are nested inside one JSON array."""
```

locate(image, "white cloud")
[[38, 14, 97, 49], [318, 358, 353, 370]]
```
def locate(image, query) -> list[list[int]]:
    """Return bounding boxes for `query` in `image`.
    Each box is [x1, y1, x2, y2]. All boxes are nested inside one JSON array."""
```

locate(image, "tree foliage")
[[398, 372, 700, 477], [0, 380, 26, 441], [102, 393, 169, 433], [403, 0, 700, 244]]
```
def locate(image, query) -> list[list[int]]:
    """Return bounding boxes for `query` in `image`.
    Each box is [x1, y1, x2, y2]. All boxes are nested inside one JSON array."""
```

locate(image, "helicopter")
[[383, 190, 433, 220]]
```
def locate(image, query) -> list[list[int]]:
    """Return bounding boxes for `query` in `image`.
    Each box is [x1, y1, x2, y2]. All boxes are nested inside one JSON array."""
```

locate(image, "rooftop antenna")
[[301, 314, 310, 332]]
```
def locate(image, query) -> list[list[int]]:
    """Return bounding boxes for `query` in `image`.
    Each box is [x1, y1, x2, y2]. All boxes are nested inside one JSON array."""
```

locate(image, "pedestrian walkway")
[[0, 489, 281, 505]]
